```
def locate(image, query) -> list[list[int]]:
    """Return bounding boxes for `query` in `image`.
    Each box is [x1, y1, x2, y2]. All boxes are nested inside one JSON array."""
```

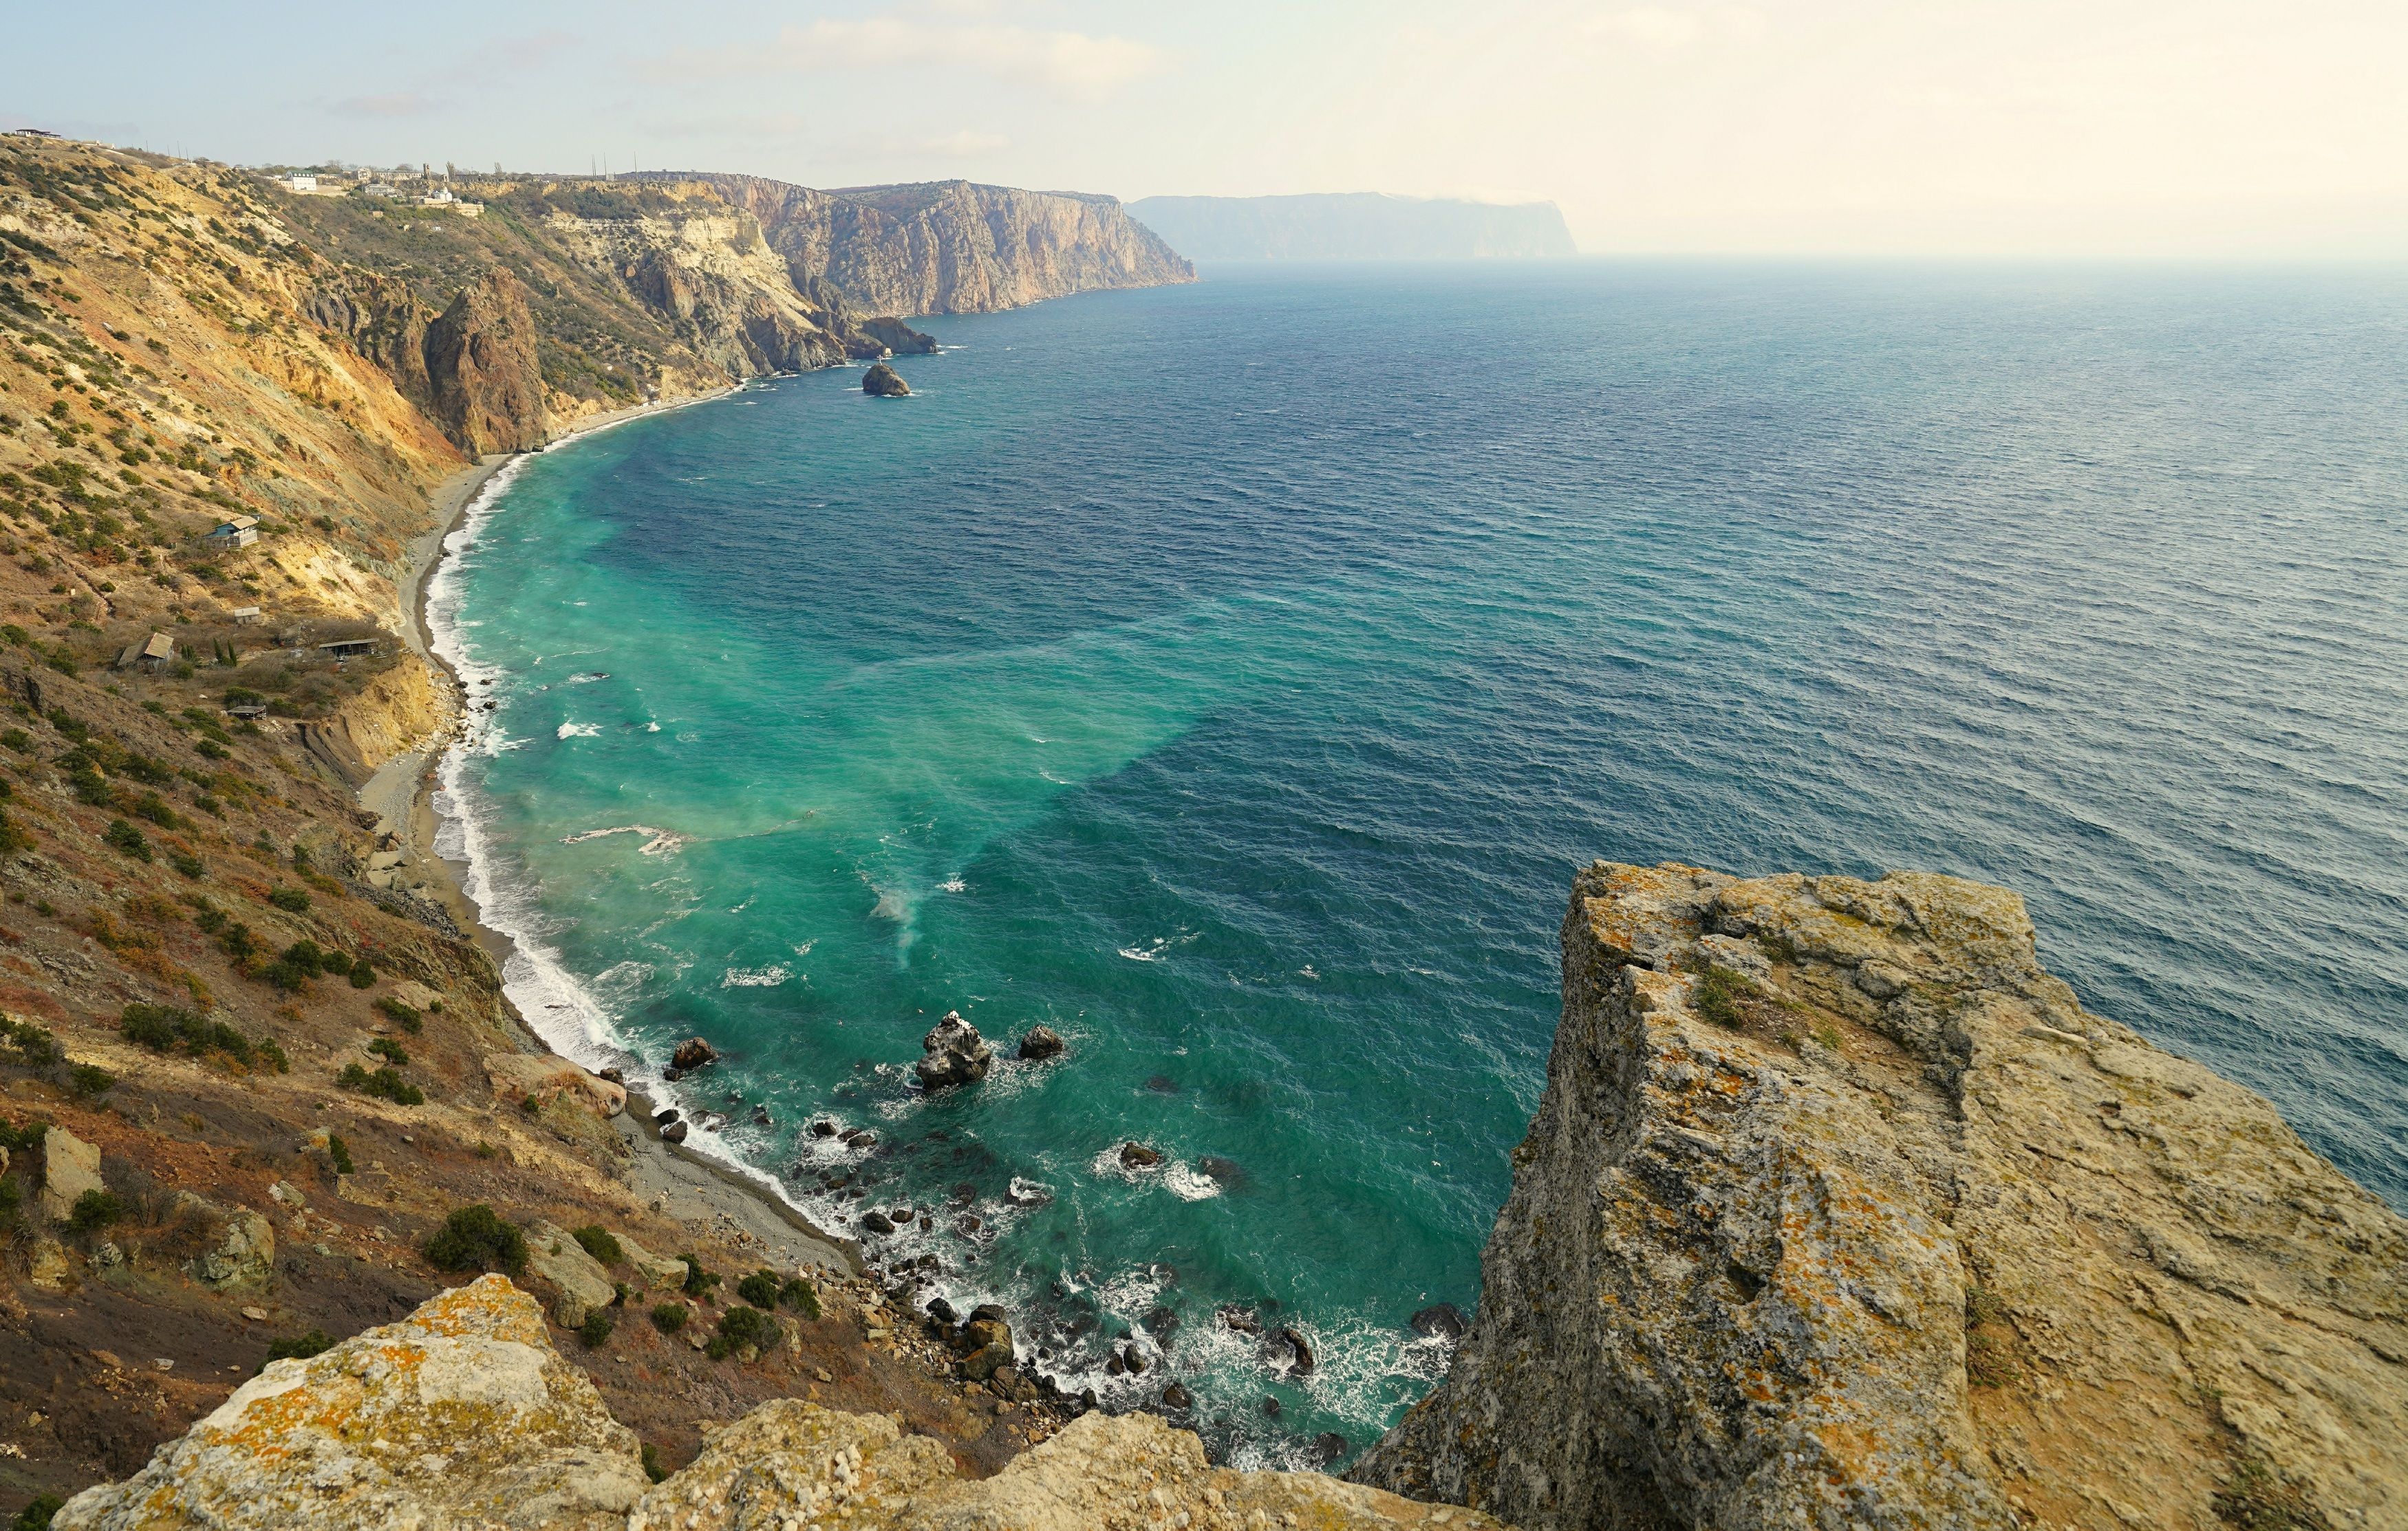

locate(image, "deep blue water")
[[431, 260, 2408, 1466]]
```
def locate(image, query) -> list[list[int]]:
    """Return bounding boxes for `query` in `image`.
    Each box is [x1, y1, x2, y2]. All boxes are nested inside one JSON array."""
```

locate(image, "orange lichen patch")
[[398, 1273, 549, 1343]]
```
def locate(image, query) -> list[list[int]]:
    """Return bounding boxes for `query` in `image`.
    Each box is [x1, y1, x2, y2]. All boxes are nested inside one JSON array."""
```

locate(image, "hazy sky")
[[10, 0, 2405, 257]]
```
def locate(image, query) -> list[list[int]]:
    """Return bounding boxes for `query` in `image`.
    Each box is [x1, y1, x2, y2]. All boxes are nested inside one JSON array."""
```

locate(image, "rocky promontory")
[[1352, 862, 2408, 1530]]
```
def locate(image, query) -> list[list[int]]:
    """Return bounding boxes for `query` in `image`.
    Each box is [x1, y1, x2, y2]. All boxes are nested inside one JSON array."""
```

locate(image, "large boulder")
[[178, 1193, 276, 1290], [1352, 862, 2408, 1531], [37, 1125, 103, 1224], [914, 1012, 991, 1090], [525, 1220, 619, 1329], [486, 1053, 626, 1118], [861, 362, 910, 397], [54, 1275, 647, 1530], [614, 1231, 692, 1292], [1015, 1025, 1066, 1061]]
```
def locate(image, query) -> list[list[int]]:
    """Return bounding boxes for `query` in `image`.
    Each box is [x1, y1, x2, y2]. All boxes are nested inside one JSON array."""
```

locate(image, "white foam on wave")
[[558, 823, 687, 856], [1161, 1163, 1224, 1202], [720, 964, 791, 988], [557, 721, 601, 739]]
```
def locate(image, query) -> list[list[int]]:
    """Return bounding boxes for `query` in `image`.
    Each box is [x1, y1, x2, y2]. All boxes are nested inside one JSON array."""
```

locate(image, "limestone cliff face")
[[1352, 863, 2408, 1531], [660, 173, 1196, 316], [423, 270, 547, 455], [58, 1275, 1509, 1530]]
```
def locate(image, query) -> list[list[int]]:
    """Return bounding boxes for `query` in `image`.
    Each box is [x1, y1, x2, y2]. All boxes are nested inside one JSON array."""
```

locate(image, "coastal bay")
[[429, 259, 2408, 1466]]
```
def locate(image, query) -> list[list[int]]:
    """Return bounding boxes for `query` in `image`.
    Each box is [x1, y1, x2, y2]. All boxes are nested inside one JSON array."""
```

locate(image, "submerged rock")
[[1408, 1303, 1467, 1341], [861, 362, 910, 397], [915, 1011, 993, 1089], [1117, 1141, 1162, 1169]]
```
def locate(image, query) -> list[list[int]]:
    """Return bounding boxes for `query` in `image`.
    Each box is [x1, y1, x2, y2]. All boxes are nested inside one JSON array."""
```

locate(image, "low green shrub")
[[649, 1302, 687, 1334], [264, 1329, 332, 1367], [706, 1303, 778, 1360], [736, 1269, 782, 1309], [104, 818, 152, 861], [374, 995, 423, 1034], [336, 1063, 422, 1105], [572, 1225, 622, 1266], [422, 1204, 525, 1276], [679, 1255, 718, 1297], [577, 1312, 614, 1348], [67, 1188, 122, 1232], [779, 1276, 821, 1319], [327, 1133, 354, 1175]]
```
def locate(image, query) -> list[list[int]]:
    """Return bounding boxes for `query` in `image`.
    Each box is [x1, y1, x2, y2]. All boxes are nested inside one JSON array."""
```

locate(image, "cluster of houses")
[[275, 165, 481, 215]]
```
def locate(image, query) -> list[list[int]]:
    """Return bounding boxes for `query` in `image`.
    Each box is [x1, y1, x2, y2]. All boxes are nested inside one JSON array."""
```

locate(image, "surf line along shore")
[[358, 384, 859, 1276]]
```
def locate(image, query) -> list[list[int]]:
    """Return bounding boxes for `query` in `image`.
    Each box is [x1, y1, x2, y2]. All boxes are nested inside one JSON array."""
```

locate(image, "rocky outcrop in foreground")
[[1352, 863, 2408, 1531], [57, 1276, 1509, 1530]]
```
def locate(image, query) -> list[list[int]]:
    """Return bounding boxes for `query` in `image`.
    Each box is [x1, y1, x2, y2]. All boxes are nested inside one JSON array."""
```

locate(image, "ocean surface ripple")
[[429, 261, 2408, 1468]]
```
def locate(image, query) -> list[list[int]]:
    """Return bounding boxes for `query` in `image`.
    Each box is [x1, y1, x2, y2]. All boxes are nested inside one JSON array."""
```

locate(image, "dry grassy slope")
[[0, 142, 1053, 1519]]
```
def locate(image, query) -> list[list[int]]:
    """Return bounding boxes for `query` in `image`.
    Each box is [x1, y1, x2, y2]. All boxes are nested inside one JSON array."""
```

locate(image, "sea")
[[426, 259, 2408, 1468]]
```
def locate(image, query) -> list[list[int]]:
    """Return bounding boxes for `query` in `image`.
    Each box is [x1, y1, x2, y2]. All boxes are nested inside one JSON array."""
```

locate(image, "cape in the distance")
[[1128, 192, 1579, 261]]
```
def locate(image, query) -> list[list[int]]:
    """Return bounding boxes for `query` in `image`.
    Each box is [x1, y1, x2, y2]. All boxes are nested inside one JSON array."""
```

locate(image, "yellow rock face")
[[1353, 862, 2408, 1531]]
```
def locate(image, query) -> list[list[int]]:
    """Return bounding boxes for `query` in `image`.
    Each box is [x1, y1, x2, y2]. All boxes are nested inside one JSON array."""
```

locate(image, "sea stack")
[[1017, 1025, 1066, 1061], [916, 1010, 993, 1089], [862, 361, 910, 397]]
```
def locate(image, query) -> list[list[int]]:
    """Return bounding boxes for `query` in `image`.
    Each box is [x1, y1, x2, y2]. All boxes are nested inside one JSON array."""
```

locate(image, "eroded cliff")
[[1351, 862, 2408, 1531], [654, 173, 1196, 316]]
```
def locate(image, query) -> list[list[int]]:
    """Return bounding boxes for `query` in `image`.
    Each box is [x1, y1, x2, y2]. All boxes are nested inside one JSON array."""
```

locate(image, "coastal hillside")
[[648, 173, 1197, 315], [1352, 862, 2408, 1531], [0, 134, 1151, 1519], [1128, 193, 1578, 260]]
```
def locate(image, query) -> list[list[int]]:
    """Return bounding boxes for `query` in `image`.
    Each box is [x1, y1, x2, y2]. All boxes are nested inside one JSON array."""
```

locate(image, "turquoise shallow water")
[[430, 261, 2408, 1466]]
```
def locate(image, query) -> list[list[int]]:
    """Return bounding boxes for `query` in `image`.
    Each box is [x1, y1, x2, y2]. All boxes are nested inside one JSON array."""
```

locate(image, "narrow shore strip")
[[363, 384, 860, 1274]]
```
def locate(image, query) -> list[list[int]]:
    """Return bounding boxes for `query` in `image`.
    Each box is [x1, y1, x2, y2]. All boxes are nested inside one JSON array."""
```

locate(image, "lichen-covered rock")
[[626, 1402, 953, 1531], [900, 1410, 1511, 1530], [54, 1274, 646, 1530], [61, 1286, 1505, 1530], [526, 1219, 620, 1329], [1351, 862, 2408, 1531]]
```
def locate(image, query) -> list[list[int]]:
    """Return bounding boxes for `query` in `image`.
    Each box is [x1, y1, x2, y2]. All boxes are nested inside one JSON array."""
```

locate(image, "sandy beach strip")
[[356, 386, 856, 1273]]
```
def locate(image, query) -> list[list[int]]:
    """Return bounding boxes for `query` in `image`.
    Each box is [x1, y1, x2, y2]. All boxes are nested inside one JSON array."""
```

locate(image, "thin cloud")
[[1586, 7, 1765, 50], [656, 15, 1167, 99], [330, 91, 440, 118]]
